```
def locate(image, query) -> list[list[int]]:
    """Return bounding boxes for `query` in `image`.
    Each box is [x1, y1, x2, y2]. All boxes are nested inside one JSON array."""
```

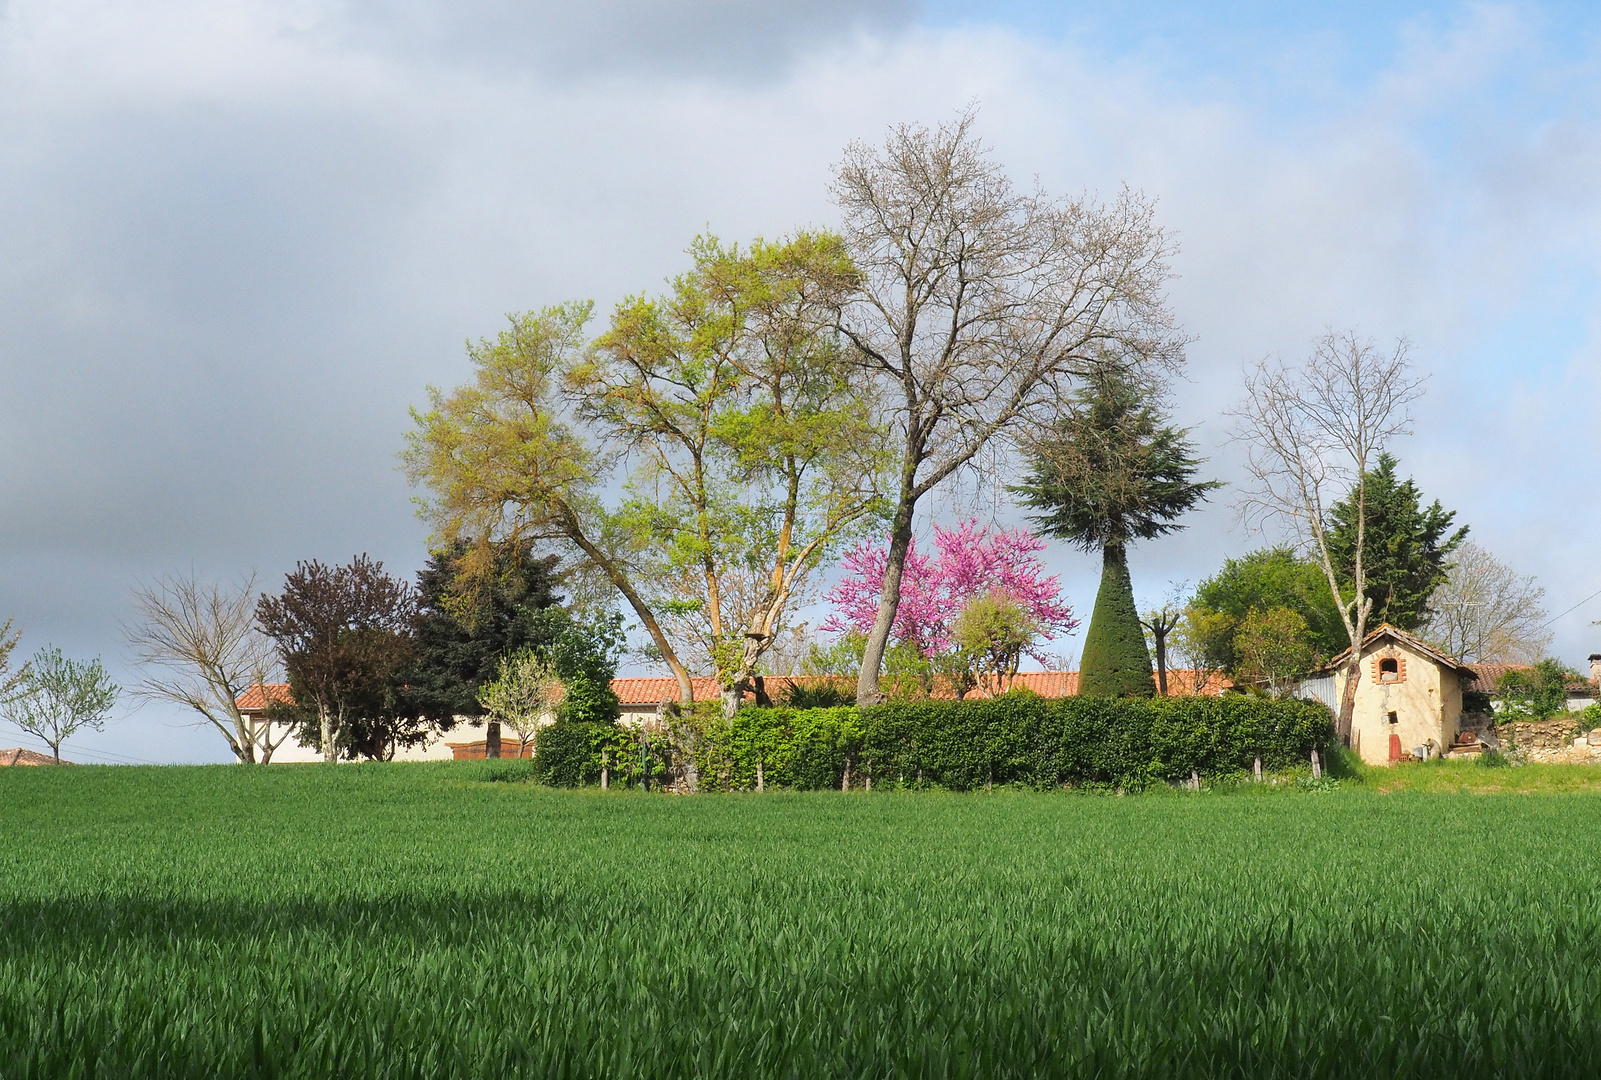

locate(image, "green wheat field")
[[4, 762, 1601, 1078]]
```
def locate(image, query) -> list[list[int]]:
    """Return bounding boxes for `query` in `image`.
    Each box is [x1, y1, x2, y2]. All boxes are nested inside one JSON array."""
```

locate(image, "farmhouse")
[[240, 669, 1230, 761], [1302, 624, 1477, 766]]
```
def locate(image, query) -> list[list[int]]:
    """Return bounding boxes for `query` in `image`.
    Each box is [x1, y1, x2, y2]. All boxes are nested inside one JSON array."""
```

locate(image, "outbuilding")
[[1307, 624, 1476, 765]]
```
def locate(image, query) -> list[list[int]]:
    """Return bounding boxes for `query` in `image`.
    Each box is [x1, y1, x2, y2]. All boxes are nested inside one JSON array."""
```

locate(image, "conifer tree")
[[1324, 453, 1466, 631], [1017, 368, 1219, 697]]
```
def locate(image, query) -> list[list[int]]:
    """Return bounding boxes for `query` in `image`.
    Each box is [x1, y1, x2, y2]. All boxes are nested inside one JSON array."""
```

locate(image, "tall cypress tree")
[[1016, 369, 1220, 697]]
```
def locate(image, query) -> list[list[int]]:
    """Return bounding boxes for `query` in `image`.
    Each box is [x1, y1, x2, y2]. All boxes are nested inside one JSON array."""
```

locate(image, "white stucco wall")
[[1334, 639, 1464, 766]]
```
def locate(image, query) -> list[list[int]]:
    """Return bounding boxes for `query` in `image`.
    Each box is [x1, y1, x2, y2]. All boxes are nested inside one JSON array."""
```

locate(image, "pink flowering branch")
[[823, 520, 1077, 662]]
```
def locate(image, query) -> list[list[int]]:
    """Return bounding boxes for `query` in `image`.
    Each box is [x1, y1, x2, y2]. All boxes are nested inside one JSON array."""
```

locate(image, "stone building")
[[1308, 624, 1477, 765]]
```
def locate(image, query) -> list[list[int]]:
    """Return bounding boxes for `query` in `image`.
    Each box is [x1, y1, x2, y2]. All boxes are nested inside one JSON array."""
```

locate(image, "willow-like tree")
[[1017, 368, 1219, 697], [405, 233, 883, 713]]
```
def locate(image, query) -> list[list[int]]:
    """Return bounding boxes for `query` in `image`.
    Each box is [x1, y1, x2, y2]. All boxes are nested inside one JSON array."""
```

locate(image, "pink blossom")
[[822, 520, 1077, 661]]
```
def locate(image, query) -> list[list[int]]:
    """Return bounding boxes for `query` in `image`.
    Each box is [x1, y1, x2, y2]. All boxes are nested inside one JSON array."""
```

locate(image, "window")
[[1380, 658, 1399, 682], [1387, 711, 1398, 726]]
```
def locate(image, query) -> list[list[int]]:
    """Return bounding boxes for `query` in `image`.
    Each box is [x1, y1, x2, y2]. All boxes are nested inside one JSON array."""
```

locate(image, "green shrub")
[[1078, 545, 1156, 698], [681, 694, 1332, 791], [532, 722, 642, 787]]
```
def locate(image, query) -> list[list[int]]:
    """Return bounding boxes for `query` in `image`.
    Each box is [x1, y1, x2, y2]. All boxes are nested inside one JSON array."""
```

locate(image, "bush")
[[531, 722, 644, 788], [683, 693, 1333, 792]]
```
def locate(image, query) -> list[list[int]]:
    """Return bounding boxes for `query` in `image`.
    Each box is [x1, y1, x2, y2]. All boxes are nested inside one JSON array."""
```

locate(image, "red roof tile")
[[235, 683, 295, 712]]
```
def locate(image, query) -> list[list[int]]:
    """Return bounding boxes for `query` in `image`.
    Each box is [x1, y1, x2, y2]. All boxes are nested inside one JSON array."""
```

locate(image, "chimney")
[[1591, 654, 1601, 683]]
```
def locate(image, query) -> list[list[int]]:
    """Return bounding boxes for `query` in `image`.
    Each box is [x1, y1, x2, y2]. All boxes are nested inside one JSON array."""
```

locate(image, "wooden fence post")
[[1253, 756, 1262, 783], [1311, 749, 1322, 780], [601, 749, 609, 792], [756, 759, 764, 793]]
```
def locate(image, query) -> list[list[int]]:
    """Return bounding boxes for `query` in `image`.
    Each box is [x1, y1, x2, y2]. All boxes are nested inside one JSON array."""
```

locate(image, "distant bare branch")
[[1420, 542, 1551, 664], [1228, 329, 1424, 742]]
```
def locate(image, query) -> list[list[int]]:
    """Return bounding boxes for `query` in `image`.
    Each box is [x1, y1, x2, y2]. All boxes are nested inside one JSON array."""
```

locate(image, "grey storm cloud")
[[331, 0, 917, 77]]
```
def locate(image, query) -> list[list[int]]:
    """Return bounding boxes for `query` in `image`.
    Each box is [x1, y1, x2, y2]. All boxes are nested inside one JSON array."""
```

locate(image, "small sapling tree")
[[478, 648, 564, 756], [3, 647, 118, 763]]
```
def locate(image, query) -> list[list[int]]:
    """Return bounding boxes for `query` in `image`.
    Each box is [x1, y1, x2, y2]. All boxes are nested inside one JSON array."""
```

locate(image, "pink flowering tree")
[[823, 521, 1077, 692]]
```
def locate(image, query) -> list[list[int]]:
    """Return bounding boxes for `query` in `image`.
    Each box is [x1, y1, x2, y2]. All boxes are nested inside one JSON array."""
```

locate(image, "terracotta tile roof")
[[235, 684, 295, 712], [1322, 624, 1474, 673], [0, 748, 65, 766], [1467, 663, 1598, 695]]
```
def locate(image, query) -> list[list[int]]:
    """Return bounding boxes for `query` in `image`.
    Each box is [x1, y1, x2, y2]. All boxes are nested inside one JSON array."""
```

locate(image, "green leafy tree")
[[1232, 607, 1320, 697], [477, 649, 563, 756], [407, 235, 883, 715], [1017, 369, 1220, 697], [2, 646, 118, 763], [1495, 659, 1578, 721], [576, 232, 883, 716], [1187, 547, 1347, 671], [1325, 453, 1466, 631], [944, 590, 1038, 698]]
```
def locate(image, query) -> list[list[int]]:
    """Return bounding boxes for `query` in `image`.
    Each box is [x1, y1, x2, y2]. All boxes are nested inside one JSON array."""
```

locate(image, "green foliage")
[[682, 694, 1332, 792], [529, 607, 624, 725], [0, 646, 118, 762], [1583, 702, 1601, 726], [1190, 547, 1347, 667], [945, 590, 1037, 695], [780, 680, 854, 709], [1231, 607, 1320, 696], [1016, 368, 1220, 552], [1325, 452, 1467, 631], [1496, 659, 1580, 720], [1079, 545, 1155, 698]]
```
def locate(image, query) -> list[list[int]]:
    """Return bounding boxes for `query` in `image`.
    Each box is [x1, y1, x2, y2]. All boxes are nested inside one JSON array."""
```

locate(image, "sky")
[[1, 0, 1599, 763]]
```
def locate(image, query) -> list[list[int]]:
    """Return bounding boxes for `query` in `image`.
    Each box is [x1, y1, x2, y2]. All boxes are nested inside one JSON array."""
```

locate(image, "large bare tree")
[[1230, 330, 1424, 744], [832, 110, 1184, 704], [125, 571, 288, 763], [1420, 542, 1551, 663]]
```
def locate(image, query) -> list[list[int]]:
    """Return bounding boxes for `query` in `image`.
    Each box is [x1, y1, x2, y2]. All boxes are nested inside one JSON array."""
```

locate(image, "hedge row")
[[533, 694, 1334, 791]]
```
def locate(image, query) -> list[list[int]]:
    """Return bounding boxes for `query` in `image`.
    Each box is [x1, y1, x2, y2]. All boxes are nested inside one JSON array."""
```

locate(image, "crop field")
[[4, 764, 1601, 1078]]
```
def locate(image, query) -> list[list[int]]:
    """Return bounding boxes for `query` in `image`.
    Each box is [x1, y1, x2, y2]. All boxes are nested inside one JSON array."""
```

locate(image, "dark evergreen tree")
[[409, 540, 561, 755], [1324, 453, 1467, 631], [1017, 369, 1220, 697], [409, 540, 623, 754]]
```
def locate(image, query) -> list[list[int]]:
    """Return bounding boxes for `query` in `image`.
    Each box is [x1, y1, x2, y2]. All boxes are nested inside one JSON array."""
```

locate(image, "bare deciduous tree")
[[125, 571, 287, 764], [1230, 330, 1425, 744], [1420, 542, 1551, 663], [832, 109, 1184, 704]]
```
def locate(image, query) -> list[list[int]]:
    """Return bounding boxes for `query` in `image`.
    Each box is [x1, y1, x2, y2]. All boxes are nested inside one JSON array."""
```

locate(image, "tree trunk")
[[1336, 655, 1361, 746], [50, 740, 60, 765], [857, 495, 917, 706], [721, 684, 742, 720], [486, 719, 501, 759], [320, 705, 335, 764], [1153, 626, 1169, 696]]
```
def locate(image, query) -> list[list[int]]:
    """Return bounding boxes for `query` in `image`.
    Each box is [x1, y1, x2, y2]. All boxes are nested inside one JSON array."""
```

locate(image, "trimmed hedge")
[[687, 693, 1334, 792]]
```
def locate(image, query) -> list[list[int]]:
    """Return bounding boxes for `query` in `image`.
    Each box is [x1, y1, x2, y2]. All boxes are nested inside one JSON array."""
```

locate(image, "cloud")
[[1, 1, 1599, 762]]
